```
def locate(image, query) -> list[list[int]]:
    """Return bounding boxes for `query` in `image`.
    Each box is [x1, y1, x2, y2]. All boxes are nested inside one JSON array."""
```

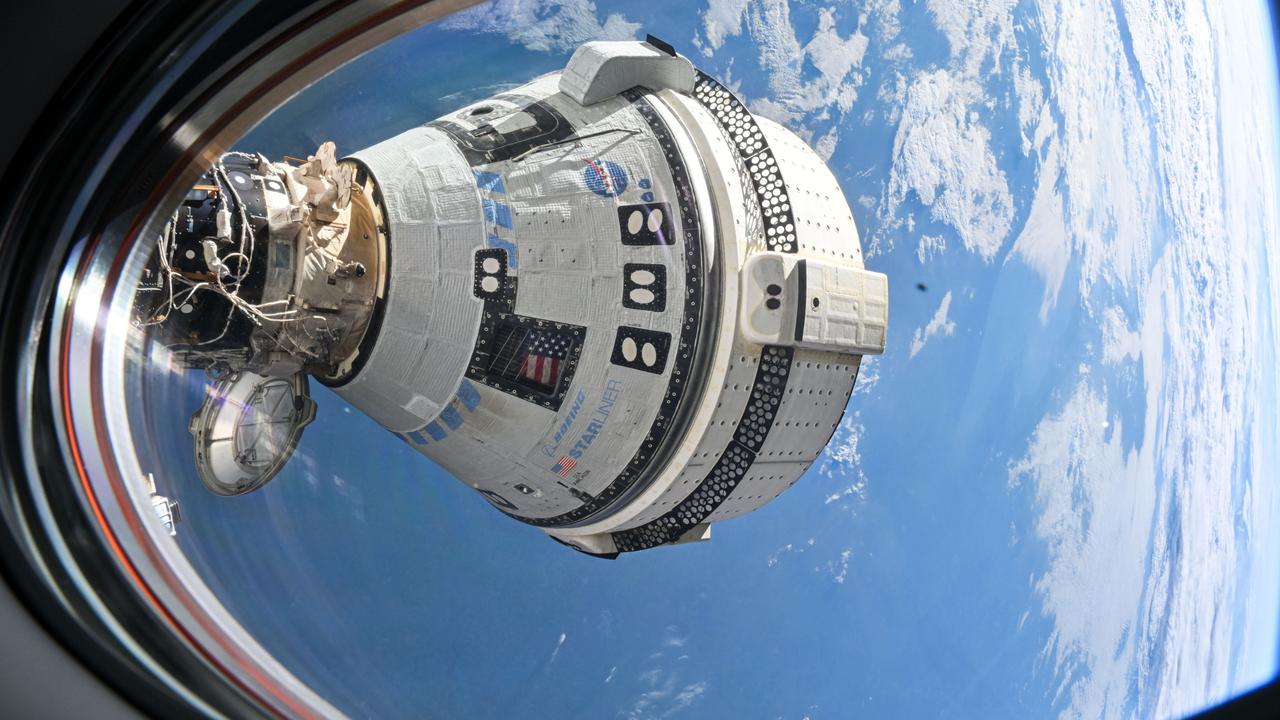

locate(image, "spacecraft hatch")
[[135, 37, 889, 557]]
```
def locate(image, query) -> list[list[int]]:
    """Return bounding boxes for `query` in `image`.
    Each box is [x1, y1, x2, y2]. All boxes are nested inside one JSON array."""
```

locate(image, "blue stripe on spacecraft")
[[439, 405, 464, 430], [424, 422, 448, 441], [487, 235, 518, 271], [483, 199, 513, 229], [473, 170, 505, 193], [457, 380, 481, 411]]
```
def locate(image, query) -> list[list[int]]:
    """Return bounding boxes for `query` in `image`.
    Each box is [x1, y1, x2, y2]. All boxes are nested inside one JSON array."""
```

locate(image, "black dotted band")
[[605, 73, 809, 553], [691, 71, 798, 254], [611, 345, 793, 552]]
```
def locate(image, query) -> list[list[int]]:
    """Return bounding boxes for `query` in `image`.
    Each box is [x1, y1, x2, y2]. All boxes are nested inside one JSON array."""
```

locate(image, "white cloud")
[[1008, 134, 1070, 320], [803, 8, 869, 111], [823, 484, 864, 506], [1099, 306, 1140, 366], [829, 548, 852, 584], [1013, 84, 1266, 719], [1008, 0, 1156, 313], [816, 412, 869, 521], [867, 0, 1035, 261], [925, 0, 1018, 77], [695, 0, 888, 129], [909, 290, 956, 358], [688, 1, 1278, 718], [851, 355, 880, 398], [1013, 63, 1046, 156], [766, 540, 809, 568], [669, 681, 708, 714], [885, 71, 1014, 260], [813, 126, 839, 161], [623, 672, 708, 719], [817, 414, 868, 489], [699, 0, 752, 54], [1010, 381, 1153, 718], [732, 0, 808, 127], [1215, 0, 1280, 692], [621, 629, 708, 718], [1000, 0, 1280, 712], [443, 0, 639, 53], [915, 234, 946, 264]]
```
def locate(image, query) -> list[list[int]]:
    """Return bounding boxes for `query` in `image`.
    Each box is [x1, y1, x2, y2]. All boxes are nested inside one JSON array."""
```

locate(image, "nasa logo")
[[582, 159, 628, 197]]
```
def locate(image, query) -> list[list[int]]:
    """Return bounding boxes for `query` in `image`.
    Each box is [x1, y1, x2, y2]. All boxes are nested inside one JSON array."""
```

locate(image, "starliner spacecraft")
[[135, 38, 888, 557]]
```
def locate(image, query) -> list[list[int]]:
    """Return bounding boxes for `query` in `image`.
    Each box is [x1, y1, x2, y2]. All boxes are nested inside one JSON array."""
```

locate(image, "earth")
[[146, 1, 1280, 718]]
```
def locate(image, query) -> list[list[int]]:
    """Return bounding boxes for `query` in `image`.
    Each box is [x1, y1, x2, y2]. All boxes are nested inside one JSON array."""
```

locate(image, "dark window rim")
[[0, 1, 480, 717]]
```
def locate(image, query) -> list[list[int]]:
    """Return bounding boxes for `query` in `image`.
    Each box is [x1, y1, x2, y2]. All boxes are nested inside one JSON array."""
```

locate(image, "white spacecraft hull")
[[163, 39, 887, 557], [327, 43, 887, 555]]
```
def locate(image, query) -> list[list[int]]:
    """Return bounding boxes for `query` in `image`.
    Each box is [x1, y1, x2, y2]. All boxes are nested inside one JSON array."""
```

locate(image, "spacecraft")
[[134, 38, 888, 557]]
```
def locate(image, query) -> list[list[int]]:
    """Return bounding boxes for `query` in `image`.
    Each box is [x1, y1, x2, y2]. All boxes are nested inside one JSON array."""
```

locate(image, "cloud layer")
[[444, 0, 639, 53]]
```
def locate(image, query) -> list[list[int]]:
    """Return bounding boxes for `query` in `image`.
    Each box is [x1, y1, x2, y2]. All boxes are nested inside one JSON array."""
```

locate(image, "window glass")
[[89, 1, 1280, 717]]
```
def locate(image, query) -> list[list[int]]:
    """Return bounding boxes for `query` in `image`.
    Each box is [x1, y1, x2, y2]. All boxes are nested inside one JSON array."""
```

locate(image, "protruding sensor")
[[136, 37, 888, 556], [739, 252, 888, 354]]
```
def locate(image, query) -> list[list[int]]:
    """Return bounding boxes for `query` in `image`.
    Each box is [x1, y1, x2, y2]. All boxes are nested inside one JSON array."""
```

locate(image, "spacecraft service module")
[[135, 38, 889, 557]]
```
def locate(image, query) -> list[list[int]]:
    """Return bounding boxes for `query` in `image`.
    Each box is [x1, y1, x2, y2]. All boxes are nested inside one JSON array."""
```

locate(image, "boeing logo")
[[567, 379, 623, 460], [542, 390, 587, 457]]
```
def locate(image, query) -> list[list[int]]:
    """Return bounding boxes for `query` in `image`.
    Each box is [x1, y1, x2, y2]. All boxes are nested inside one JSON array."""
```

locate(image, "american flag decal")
[[478, 318, 585, 410], [515, 329, 571, 389], [553, 456, 577, 476], [519, 352, 561, 386]]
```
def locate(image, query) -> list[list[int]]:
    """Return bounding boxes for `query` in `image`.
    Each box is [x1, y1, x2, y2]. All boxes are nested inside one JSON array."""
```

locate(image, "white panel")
[[755, 116, 864, 266], [336, 128, 485, 431], [368, 78, 706, 523], [614, 343, 761, 529], [559, 41, 695, 105], [705, 350, 859, 522], [739, 252, 888, 354], [738, 252, 795, 345], [326, 63, 883, 536], [799, 261, 888, 354], [516, 272, 593, 325]]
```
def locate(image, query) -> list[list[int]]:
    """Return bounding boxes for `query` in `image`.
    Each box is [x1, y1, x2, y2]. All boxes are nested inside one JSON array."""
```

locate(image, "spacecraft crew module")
[[135, 37, 888, 557]]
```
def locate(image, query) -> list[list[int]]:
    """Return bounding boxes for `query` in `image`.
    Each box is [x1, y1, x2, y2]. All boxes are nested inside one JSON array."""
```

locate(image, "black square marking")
[[618, 202, 674, 246], [465, 313, 585, 410], [622, 263, 667, 312], [473, 248, 509, 301], [610, 326, 671, 374]]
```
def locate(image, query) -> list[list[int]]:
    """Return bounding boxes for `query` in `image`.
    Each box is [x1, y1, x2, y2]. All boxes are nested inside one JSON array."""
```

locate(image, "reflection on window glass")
[[234, 379, 303, 467]]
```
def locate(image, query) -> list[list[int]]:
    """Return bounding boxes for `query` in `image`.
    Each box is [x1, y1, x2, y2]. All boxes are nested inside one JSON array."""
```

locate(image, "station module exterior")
[[137, 38, 888, 557]]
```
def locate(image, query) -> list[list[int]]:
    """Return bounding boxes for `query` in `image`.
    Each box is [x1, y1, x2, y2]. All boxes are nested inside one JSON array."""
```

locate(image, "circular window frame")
[[0, 1, 482, 717]]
